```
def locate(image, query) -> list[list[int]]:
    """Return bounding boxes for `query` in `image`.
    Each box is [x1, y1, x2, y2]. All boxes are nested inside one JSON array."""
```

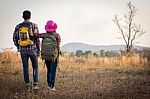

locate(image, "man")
[[13, 10, 40, 90]]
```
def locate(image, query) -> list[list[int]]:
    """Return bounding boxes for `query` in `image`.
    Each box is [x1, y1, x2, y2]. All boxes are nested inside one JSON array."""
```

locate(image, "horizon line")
[[61, 42, 150, 48]]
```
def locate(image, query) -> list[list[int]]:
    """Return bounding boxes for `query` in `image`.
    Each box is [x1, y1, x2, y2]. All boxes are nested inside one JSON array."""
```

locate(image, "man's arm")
[[33, 24, 40, 55], [13, 25, 19, 50]]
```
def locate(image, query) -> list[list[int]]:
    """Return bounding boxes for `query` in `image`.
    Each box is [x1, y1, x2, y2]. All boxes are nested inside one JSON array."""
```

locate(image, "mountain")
[[61, 42, 145, 52]]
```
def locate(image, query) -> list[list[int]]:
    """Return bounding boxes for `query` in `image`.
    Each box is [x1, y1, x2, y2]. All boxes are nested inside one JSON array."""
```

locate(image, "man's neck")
[[24, 19, 30, 22]]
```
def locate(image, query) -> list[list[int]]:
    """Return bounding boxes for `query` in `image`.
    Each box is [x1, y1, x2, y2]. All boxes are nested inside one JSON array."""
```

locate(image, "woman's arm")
[[34, 33, 47, 38]]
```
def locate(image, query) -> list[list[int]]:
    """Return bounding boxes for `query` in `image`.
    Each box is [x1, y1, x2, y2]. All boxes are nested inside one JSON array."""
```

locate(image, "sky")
[[0, 0, 150, 50]]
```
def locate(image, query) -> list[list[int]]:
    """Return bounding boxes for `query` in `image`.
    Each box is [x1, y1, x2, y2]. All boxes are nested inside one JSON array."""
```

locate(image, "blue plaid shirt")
[[13, 20, 40, 52]]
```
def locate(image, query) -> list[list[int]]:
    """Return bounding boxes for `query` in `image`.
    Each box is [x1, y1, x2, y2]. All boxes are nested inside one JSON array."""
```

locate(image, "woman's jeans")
[[20, 50, 38, 84], [45, 59, 58, 88]]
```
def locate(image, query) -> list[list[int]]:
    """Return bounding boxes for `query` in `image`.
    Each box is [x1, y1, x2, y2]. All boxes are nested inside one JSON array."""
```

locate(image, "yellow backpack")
[[18, 23, 34, 46]]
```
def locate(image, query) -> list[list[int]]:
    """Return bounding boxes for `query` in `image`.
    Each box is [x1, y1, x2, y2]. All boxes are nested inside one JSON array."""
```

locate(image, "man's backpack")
[[18, 22, 34, 46], [41, 32, 59, 61]]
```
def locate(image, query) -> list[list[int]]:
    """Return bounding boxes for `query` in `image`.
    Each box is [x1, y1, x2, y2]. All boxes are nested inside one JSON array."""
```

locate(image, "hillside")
[[61, 42, 144, 52]]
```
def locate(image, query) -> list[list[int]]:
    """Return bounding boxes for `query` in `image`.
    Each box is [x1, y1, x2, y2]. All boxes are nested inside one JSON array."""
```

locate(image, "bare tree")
[[112, 2, 145, 53]]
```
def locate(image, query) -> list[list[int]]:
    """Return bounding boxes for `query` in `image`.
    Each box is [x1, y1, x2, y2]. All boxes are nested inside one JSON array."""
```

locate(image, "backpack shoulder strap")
[[28, 22, 34, 36], [51, 32, 58, 38]]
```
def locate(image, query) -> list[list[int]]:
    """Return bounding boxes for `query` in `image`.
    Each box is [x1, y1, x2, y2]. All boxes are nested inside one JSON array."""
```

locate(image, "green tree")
[[75, 50, 83, 57]]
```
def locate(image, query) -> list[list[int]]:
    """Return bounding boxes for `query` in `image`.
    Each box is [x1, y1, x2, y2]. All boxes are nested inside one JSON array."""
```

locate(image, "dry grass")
[[0, 50, 150, 99], [0, 49, 149, 72], [0, 49, 21, 74], [60, 54, 149, 72], [0, 49, 149, 78]]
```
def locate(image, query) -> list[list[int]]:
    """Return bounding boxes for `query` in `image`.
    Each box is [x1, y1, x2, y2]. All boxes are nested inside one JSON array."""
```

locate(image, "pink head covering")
[[45, 20, 57, 32]]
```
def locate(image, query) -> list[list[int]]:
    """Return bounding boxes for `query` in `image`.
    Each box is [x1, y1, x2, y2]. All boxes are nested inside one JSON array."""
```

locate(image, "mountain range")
[[61, 42, 146, 52]]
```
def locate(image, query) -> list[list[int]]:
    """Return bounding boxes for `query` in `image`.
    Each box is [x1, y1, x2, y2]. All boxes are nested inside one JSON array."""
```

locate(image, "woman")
[[36, 20, 61, 91]]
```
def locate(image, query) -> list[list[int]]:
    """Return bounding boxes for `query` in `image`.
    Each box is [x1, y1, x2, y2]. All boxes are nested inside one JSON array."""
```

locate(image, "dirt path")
[[0, 69, 150, 99]]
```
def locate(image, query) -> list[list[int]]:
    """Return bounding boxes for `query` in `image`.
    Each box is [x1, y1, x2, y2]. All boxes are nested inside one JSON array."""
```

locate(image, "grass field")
[[0, 50, 150, 99]]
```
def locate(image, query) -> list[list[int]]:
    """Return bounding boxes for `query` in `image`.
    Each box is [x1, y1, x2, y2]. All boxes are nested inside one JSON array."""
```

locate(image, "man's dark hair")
[[23, 10, 31, 20]]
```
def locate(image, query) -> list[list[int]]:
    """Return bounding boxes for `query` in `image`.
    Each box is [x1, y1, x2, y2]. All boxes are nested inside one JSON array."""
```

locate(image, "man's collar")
[[24, 19, 30, 23]]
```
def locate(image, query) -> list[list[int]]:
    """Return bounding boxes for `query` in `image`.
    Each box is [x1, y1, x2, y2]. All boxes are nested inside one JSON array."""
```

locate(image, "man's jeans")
[[45, 59, 58, 88], [20, 50, 38, 84]]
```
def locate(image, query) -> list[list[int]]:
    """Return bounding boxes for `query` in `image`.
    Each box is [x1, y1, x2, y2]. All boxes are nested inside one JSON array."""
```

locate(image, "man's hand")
[[34, 33, 38, 37], [37, 51, 40, 57], [59, 50, 62, 55]]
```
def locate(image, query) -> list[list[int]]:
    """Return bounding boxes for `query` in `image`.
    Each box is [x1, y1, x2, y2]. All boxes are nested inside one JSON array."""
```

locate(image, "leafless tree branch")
[[112, 2, 145, 53]]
